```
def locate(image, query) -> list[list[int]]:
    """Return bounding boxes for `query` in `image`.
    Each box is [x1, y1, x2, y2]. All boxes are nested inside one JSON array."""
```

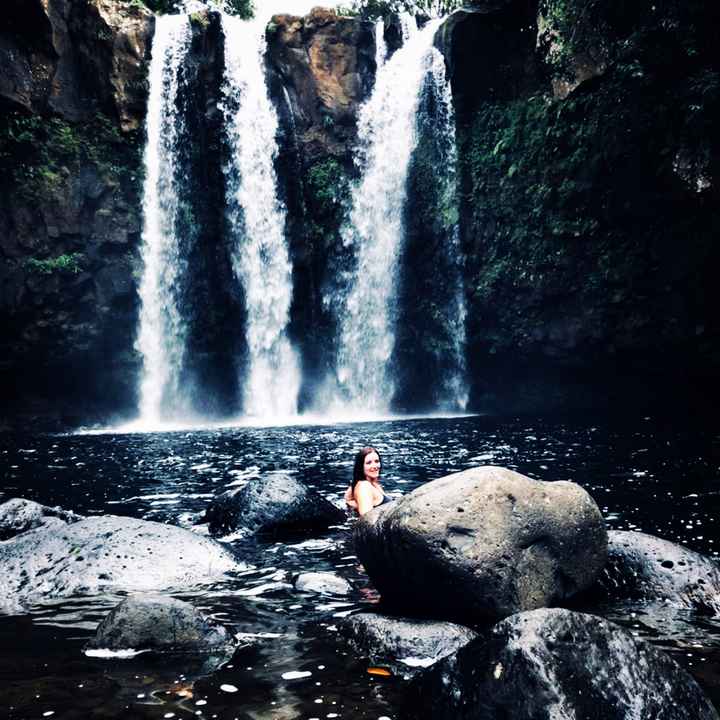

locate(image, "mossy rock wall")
[[443, 0, 720, 412]]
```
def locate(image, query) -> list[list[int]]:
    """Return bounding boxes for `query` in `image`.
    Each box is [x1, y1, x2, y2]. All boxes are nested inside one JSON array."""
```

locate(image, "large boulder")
[[597, 530, 720, 613], [86, 595, 232, 654], [341, 612, 478, 674], [0, 501, 242, 612], [0, 497, 83, 540], [406, 608, 719, 720], [204, 472, 345, 539], [354, 466, 607, 623]]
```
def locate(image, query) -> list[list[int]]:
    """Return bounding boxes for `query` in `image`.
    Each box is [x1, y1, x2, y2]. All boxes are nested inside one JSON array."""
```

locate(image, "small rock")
[[293, 572, 353, 596], [341, 612, 478, 673], [0, 498, 83, 541], [406, 608, 719, 720], [598, 530, 720, 613], [86, 595, 231, 654], [204, 472, 345, 538]]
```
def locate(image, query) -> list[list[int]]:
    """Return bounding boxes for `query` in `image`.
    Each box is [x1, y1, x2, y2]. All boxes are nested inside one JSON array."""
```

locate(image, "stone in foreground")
[[0, 499, 242, 612], [406, 608, 719, 720], [354, 466, 607, 623], [293, 572, 353, 596], [205, 472, 345, 538], [598, 530, 720, 613], [341, 612, 478, 673], [87, 595, 232, 654]]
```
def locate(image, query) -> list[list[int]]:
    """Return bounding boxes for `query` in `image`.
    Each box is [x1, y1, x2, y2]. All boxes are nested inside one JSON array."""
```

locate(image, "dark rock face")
[[1, 0, 154, 129], [205, 472, 345, 538], [0, 498, 82, 540], [0, 503, 241, 612], [0, 0, 154, 429], [406, 608, 719, 720], [354, 466, 607, 623], [293, 571, 352, 596], [340, 612, 478, 673], [596, 530, 720, 613], [440, 0, 720, 414], [87, 595, 232, 653]]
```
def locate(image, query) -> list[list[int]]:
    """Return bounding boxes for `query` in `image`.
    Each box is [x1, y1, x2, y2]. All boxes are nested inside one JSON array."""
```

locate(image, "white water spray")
[[135, 15, 192, 424], [332, 17, 443, 411], [221, 14, 301, 418]]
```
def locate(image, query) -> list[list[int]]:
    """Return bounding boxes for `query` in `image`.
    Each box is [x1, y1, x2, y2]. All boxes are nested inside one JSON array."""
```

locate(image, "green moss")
[[0, 112, 143, 202], [26, 253, 84, 275], [189, 11, 210, 27]]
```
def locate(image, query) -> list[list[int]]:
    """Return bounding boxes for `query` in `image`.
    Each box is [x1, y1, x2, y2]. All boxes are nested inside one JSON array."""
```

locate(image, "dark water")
[[1, 413, 720, 719]]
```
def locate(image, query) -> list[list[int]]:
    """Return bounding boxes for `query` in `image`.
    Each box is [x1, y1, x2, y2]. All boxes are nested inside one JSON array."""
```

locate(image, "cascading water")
[[221, 14, 301, 418], [330, 17, 446, 412], [423, 48, 469, 410], [135, 15, 193, 424]]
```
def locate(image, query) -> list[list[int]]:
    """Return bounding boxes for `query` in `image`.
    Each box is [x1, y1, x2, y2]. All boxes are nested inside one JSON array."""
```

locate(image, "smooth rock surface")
[[0, 506, 242, 612], [598, 530, 720, 613], [0, 497, 83, 540], [354, 466, 607, 623], [87, 595, 231, 653], [341, 612, 478, 673], [293, 572, 353, 596], [205, 472, 345, 538], [406, 608, 719, 720]]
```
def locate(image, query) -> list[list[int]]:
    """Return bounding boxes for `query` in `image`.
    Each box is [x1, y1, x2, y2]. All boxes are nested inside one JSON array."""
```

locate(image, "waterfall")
[[374, 19, 387, 70], [221, 15, 301, 418], [423, 49, 468, 410], [331, 17, 444, 412], [135, 15, 193, 424]]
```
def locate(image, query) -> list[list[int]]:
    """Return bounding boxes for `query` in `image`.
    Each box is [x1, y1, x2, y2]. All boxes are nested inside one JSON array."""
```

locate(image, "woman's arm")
[[353, 481, 375, 516], [344, 485, 358, 509]]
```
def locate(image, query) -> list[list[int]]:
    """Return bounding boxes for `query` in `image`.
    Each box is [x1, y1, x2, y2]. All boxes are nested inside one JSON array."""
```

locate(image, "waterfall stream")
[[221, 14, 301, 418], [135, 15, 193, 424], [331, 17, 459, 413]]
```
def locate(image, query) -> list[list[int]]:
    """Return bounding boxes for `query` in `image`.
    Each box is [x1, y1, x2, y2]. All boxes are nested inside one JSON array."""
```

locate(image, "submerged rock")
[[293, 572, 352, 596], [204, 472, 345, 538], [0, 501, 242, 612], [354, 466, 607, 623], [406, 608, 719, 720], [598, 530, 720, 613], [86, 595, 232, 654], [0, 498, 83, 540], [341, 612, 478, 673]]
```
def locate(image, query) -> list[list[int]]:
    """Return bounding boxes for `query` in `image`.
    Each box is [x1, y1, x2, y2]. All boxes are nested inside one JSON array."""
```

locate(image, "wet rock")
[[597, 530, 720, 613], [293, 572, 352, 596], [0, 506, 242, 612], [0, 498, 83, 540], [205, 472, 345, 539], [406, 608, 719, 720], [86, 595, 232, 654], [354, 466, 607, 623], [341, 612, 478, 673]]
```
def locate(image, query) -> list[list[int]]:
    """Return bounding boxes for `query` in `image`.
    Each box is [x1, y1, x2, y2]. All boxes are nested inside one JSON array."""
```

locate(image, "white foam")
[[281, 670, 312, 680], [84, 648, 151, 659]]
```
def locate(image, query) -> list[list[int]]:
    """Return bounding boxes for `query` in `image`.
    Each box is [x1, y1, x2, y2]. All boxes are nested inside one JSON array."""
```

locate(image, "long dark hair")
[[352, 446, 381, 489]]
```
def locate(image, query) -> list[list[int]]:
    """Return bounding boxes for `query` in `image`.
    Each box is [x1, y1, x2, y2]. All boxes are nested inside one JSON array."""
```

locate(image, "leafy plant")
[[26, 253, 84, 275]]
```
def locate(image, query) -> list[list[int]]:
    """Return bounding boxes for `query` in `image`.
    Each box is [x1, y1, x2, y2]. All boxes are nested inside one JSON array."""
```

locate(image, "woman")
[[344, 446, 391, 516]]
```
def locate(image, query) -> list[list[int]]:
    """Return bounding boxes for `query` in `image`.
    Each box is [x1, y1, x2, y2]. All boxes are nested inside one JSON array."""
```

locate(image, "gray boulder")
[[598, 530, 720, 613], [0, 503, 242, 612], [0, 498, 83, 540], [341, 612, 478, 674], [406, 608, 719, 720], [204, 472, 345, 538], [354, 466, 607, 623], [86, 595, 232, 654], [293, 572, 353, 596]]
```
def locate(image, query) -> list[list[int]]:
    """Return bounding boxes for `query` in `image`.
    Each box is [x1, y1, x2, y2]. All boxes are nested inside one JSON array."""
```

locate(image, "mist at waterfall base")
[[3, 412, 720, 718]]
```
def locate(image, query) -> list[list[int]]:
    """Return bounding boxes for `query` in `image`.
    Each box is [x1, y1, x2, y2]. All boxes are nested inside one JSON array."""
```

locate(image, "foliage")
[[345, 0, 462, 20], [26, 253, 84, 275], [0, 111, 143, 201], [123, 0, 254, 18]]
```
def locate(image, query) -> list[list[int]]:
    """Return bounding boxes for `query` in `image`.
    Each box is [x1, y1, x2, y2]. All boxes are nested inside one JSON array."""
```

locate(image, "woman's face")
[[363, 451, 381, 482]]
